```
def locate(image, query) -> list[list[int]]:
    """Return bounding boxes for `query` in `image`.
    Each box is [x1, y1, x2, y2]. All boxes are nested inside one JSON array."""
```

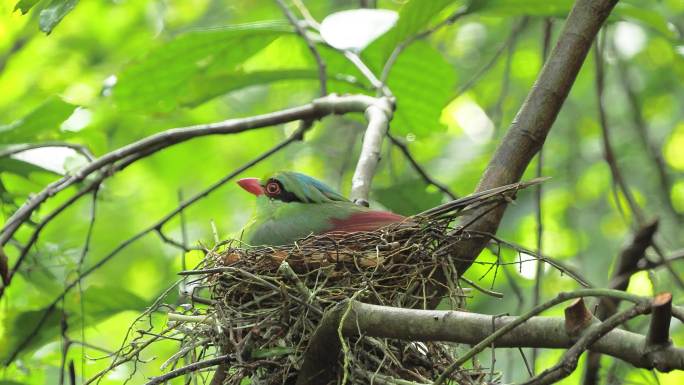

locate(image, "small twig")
[[615, 57, 681, 223], [433, 289, 649, 384], [531, 18, 553, 373], [454, 20, 526, 97], [387, 133, 457, 199], [143, 354, 230, 385], [278, 261, 312, 300], [491, 18, 529, 129], [459, 275, 504, 299], [379, 7, 468, 89], [594, 35, 644, 224], [3, 130, 308, 364], [343, 50, 392, 97], [522, 302, 651, 385], [274, 0, 327, 96]]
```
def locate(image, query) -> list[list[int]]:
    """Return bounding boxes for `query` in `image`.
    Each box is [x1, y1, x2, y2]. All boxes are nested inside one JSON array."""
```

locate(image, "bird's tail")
[[415, 177, 549, 219]]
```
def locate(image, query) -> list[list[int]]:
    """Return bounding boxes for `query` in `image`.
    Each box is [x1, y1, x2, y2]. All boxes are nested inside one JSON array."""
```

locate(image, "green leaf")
[[0, 285, 146, 362], [0, 158, 60, 177], [1, 307, 61, 364], [373, 179, 443, 216], [113, 22, 290, 113], [80, 285, 147, 322], [14, 0, 42, 14], [39, 0, 79, 34], [382, 41, 456, 136], [0, 96, 76, 144], [468, 0, 674, 38], [392, 0, 457, 44], [181, 69, 364, 107], [467, 0, 572, 16]]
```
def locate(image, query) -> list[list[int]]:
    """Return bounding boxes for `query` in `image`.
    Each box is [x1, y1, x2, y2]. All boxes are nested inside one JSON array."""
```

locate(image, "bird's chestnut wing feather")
[[326, 210, 406, 233]]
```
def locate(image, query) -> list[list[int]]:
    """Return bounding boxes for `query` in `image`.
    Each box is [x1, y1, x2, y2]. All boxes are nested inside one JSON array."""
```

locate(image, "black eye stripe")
[[265, 179, 300, 202]]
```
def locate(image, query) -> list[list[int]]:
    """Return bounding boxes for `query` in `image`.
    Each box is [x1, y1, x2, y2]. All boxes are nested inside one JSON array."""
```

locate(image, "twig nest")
[[179, 217, 492, 384]]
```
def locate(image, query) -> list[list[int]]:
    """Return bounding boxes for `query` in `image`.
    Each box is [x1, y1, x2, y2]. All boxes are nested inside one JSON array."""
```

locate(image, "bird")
[[237, 171, 406, 246]]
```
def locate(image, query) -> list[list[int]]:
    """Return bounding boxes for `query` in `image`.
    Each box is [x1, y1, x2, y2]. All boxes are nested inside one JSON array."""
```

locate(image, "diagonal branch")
[[274, 0, 327, 96], [448, 0, 620, 274]]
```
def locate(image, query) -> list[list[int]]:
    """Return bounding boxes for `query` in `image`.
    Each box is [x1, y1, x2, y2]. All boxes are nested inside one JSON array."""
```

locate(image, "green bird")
[[237, 171, 406, 246]]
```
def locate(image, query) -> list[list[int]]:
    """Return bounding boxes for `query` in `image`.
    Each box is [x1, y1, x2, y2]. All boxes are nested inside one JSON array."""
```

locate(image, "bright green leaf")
[[0, 96, 76, 144], [0, 158, 60, 177], [39, 0, 79, 34], [14, 0, 42, 14], [381, 41, 456, 136], [0, 285, 146, 362], [468, 0, 674, 38], [113, 22, 290, 113], [0, 307, 61, 364], [392, 0, 457, 44]]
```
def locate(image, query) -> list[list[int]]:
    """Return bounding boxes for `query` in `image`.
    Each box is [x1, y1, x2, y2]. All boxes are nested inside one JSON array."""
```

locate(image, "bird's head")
[[237, 171, 349, 204]]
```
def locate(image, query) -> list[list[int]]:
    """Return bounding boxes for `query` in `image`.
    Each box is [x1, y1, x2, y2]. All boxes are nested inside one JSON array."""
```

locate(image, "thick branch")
[[296, 291, 684, 385], [450, 0, 619, 273]]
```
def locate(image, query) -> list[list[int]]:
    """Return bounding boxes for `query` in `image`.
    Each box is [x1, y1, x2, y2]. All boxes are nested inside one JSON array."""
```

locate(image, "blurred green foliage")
[[0, 0, 683, 384]]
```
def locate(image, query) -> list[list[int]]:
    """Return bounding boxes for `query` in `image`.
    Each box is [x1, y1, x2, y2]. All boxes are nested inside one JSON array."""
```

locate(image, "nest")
[[105, 183, 542, 385], [174, 216, 495, 385]]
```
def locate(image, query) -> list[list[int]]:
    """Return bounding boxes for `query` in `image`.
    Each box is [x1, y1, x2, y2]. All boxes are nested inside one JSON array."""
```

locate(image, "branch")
[[522, 302, 652, 385], [0, 94, 384, 300], [350, 96, 394, 204], [3, 128, 309, 364], [143, 354, 230, 385], [387, 133, 457, 200], [296, 290, 684, 385], [615, 57, 681, 223], [0, 94, 380, 249], [448, 0, 619, 274], [274, 0, 327, 96]]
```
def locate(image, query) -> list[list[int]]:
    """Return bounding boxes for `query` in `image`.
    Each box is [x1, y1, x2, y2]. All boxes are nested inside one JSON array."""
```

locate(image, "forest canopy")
[[0, 0, 683, 384]]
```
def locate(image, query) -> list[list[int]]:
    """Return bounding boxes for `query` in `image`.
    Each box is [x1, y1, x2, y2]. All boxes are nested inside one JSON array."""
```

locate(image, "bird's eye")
[[265, 181, 281, 196]]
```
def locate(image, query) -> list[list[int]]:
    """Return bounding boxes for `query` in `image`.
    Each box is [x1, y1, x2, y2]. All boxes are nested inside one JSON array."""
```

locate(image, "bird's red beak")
[[237, 178, 264, 196]]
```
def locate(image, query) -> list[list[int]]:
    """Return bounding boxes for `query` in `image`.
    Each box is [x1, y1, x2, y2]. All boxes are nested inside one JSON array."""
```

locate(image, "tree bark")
[[451, 0, 620, 273]]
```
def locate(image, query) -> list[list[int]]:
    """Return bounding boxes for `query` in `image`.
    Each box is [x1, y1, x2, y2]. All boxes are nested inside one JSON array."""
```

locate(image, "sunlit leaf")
[[381, 42, 456, 136], [113, 22, 290, 113], [14, 0, 41, 14], [0, 97, 76, 144], [0, 157, 61, 178], [39, 0, 79, 34], [391, 0, 457, 44], [468, 0, 674, 38], [320, 9, 398, 51], [180, 69, 359, 107]]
